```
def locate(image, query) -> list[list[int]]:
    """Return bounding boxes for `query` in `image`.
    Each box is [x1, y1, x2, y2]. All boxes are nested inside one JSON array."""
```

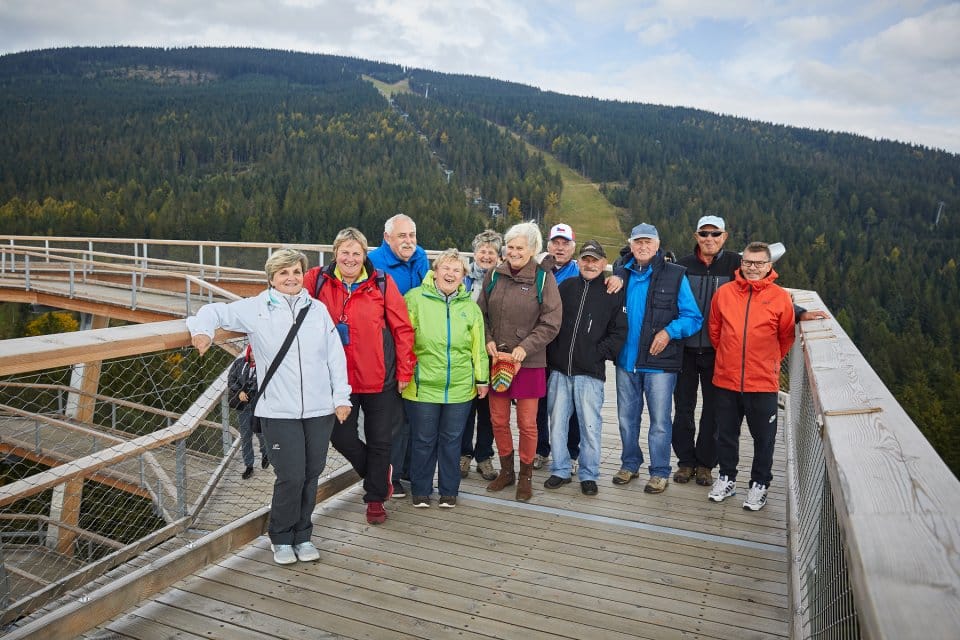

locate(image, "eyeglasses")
[[697, 230, 724, 238], [741, 260, 770, 268]]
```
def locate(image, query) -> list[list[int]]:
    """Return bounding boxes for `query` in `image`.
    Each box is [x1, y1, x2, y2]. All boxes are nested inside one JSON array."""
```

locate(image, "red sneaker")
[[366, 501, 387, 525]]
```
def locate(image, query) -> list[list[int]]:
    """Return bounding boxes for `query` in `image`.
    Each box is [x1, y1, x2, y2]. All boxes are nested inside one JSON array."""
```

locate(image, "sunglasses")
[[697, 230, 724, 238]]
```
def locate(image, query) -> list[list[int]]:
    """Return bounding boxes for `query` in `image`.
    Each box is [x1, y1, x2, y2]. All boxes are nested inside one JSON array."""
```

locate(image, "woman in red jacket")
[[304, 227, 415, 524]]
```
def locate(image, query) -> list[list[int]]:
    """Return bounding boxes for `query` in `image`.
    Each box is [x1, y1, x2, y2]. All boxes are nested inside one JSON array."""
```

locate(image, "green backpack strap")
[[485, 267, 544, 303]]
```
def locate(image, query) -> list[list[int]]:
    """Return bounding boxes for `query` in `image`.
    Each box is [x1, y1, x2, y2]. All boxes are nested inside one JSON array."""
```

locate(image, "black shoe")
[[261, 457, 270, 469], [392, 480, 407, 499], [241, 466, 254, 480], [580, 480, 598, 496], [544, 475, 571, 489]]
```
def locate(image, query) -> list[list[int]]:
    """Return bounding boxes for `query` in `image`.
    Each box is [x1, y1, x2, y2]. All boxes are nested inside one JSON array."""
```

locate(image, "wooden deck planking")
[[94, 382, 790, 640]]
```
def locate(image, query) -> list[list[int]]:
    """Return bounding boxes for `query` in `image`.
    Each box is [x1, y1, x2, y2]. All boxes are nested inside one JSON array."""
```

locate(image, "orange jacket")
[[708, 268, 795, 393]]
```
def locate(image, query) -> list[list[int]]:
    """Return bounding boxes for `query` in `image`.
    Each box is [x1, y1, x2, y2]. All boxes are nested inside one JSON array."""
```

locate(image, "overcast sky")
[[2, 0, 958, 153]]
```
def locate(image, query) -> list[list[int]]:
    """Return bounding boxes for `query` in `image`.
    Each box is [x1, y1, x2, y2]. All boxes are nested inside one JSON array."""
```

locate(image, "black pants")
[[331, 385, 401, 503], [715, 388, 779, 486], [672, 349, 718, 469], [260, 415, 334, 546], [461, 395, 495, 462], [536, 391, 580, 459]]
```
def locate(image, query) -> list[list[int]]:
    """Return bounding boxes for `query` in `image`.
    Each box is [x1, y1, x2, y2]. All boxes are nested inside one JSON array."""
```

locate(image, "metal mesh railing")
[[787, 338, 862, 639], [0, 337, 349, 625]]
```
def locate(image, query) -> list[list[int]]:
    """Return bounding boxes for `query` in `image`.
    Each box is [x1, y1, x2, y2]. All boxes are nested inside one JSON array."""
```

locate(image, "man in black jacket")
[[544, 240, 627, 495], [671, 215, 741, 487]]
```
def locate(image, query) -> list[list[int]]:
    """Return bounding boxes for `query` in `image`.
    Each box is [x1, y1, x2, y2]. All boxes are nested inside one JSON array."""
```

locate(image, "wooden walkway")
[[87, 373, 789, 640]]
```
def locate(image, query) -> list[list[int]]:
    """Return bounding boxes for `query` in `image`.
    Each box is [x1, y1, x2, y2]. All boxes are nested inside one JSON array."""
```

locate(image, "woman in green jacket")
[[403, 249, 489, 508]]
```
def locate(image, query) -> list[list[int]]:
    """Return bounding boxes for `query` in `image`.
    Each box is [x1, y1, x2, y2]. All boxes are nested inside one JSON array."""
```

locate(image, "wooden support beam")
[[48, 477, 84, 556]]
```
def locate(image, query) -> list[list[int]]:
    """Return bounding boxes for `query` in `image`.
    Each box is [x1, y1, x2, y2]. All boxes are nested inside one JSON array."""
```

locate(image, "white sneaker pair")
[[272, 541, 320, 564], [708, 476, 768, 511]]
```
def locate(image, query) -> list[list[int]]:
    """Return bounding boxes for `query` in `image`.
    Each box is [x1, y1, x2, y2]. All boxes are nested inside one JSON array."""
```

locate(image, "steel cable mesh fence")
[[0, 336, 350, 622], [788, 345, 861, 639]]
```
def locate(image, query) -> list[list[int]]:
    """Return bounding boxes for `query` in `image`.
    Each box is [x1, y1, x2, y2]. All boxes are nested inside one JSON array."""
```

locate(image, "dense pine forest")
[[0, 47, 958, 474]]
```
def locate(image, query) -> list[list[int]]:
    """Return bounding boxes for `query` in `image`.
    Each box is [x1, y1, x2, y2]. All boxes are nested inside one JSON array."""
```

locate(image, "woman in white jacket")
[[187, 248, 352, 565]]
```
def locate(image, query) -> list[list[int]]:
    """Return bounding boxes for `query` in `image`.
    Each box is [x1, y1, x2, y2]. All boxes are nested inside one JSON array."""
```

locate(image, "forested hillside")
[[0, 47, 957, 474]]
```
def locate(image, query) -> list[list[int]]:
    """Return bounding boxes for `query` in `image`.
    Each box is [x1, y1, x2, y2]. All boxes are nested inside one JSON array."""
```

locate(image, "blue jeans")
[[406, 400, 473, 497], [615, 367, 677, 478], [547, 371, 604, 482]]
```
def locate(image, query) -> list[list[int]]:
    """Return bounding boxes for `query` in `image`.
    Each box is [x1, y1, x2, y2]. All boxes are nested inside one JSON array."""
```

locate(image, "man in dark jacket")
[[544, 240, 627, 495], [672, 215, 741, 487]]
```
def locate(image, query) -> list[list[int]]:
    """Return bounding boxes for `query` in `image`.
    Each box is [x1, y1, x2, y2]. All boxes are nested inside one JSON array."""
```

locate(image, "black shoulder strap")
[[255, 304, 309, 401]]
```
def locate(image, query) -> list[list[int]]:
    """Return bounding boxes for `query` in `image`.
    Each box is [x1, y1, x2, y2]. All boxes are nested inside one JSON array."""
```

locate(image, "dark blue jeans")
[[407, 400, 473, 497]]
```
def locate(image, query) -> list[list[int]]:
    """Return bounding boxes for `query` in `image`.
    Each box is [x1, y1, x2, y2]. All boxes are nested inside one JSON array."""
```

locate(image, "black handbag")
[[249, 304, 310, 433]]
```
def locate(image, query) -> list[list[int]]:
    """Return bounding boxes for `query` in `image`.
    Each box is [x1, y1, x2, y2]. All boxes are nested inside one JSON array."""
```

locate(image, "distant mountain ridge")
[[0, 46, 957, 474]]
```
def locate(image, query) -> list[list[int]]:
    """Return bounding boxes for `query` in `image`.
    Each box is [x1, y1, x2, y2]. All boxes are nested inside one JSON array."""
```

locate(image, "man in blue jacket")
[[368, 213, 429, 496], [613, 223, 703, 494], [544, 240, 626, 495], [368, 213, 430, 295]]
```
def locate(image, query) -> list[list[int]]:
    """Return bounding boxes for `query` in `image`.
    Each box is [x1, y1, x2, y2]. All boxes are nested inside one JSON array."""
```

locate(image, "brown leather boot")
[[486, 454, 515, 491], [516, 462, 534, 501]]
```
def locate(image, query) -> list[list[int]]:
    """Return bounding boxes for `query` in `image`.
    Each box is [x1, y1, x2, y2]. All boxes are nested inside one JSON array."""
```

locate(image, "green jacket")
[[402, 271, 489, 404]]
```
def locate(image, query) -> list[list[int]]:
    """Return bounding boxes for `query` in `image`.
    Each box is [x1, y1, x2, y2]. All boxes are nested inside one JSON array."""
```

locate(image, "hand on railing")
[[191, 334, 213, 355]]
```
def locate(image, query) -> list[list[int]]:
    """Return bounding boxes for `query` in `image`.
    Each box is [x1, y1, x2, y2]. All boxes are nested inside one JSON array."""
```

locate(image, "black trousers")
[[461, 395, 495, 462], [672, 349, 718, 469], [260, 415, 334, 545], [715, 388, 779, 486], [331, 384, 402, 503]]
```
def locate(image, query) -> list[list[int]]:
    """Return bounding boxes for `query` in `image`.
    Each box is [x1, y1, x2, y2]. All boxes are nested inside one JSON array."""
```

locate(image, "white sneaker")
[[708, 475, 736, 503], [570, 459, 578, 475], [293, 541, 320, 562], [271, 544, 297, 565], [743, 482, 768, 511], [533, 454, 548, 470]]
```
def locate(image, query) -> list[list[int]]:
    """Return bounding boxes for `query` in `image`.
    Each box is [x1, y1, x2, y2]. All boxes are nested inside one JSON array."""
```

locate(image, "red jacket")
[[709, 268, 795, 393], [304, 261, 415, 394]]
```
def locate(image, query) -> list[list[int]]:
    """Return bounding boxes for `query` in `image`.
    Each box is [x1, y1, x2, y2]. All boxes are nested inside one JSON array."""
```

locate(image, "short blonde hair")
[[265, 248, 308, 282], [504, 221, 543, 255], [332, 227, 369, 256], [432, 248, 469, 273], [471, 229, 503, 254]]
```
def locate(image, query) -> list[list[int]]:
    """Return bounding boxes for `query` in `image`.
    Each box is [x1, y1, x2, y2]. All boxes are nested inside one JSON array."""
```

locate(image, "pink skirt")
[[490, 366, 546, 400]]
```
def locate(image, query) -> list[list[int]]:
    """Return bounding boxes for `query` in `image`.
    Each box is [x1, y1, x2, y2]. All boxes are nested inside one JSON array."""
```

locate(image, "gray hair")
[[384, 213, 416, 234], [264, 248, 308, 282], [744, 241, 771, 261], [332, 227, 369, 256], [471, 229, 503, 254], [432, 248, 469, 273], [503, 221, 543, 255]]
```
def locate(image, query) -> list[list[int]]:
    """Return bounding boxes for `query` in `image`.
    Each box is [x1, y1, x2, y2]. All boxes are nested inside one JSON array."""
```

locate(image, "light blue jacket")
[[186, 288, 352, 419]]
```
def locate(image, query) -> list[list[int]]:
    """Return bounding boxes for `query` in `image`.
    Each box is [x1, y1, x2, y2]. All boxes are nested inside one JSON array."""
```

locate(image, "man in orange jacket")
[[706, 241, 795, 511]]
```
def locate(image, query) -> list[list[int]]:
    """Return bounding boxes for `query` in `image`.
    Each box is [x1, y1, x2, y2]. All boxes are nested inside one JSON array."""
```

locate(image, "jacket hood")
[[735, 267, 779, 290]]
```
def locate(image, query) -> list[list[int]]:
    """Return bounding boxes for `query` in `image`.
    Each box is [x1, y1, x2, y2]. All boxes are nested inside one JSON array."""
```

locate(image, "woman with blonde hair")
[[187, 248, 351, 565], [478, 222, 561, 501], [403, 249, 489, 508]]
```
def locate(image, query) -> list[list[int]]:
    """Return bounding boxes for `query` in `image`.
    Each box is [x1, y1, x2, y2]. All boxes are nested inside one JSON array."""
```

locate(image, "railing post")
[[24, 254, 30, 290], [214, 244, 220, 280], [129, 271, 136, 310], [0, 544, 10, 610], [176, 438, 187, 518], [221, 393, 232, 456], [198, 244, 204, 280], [68, 262, 75, 298], [185, 277, 191, 316]]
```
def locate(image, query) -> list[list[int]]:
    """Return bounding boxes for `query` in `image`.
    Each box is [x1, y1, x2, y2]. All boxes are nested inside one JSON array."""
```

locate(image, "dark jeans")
[[331, 384, 402, 503], [536, 392, 580, 459], [460, 395, 494, 462], [260, 415, 334, 546], [715, 388, 779, 486], [239, 404, 268, 468], [407, 400, 473, 497], [672, 349, 718, 469]]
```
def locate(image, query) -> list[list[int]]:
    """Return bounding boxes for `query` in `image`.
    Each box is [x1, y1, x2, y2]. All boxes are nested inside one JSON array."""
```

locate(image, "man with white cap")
[[671, 214, 742, 487], [534, 222, 582, 470], [612, 222, 702, 494]]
